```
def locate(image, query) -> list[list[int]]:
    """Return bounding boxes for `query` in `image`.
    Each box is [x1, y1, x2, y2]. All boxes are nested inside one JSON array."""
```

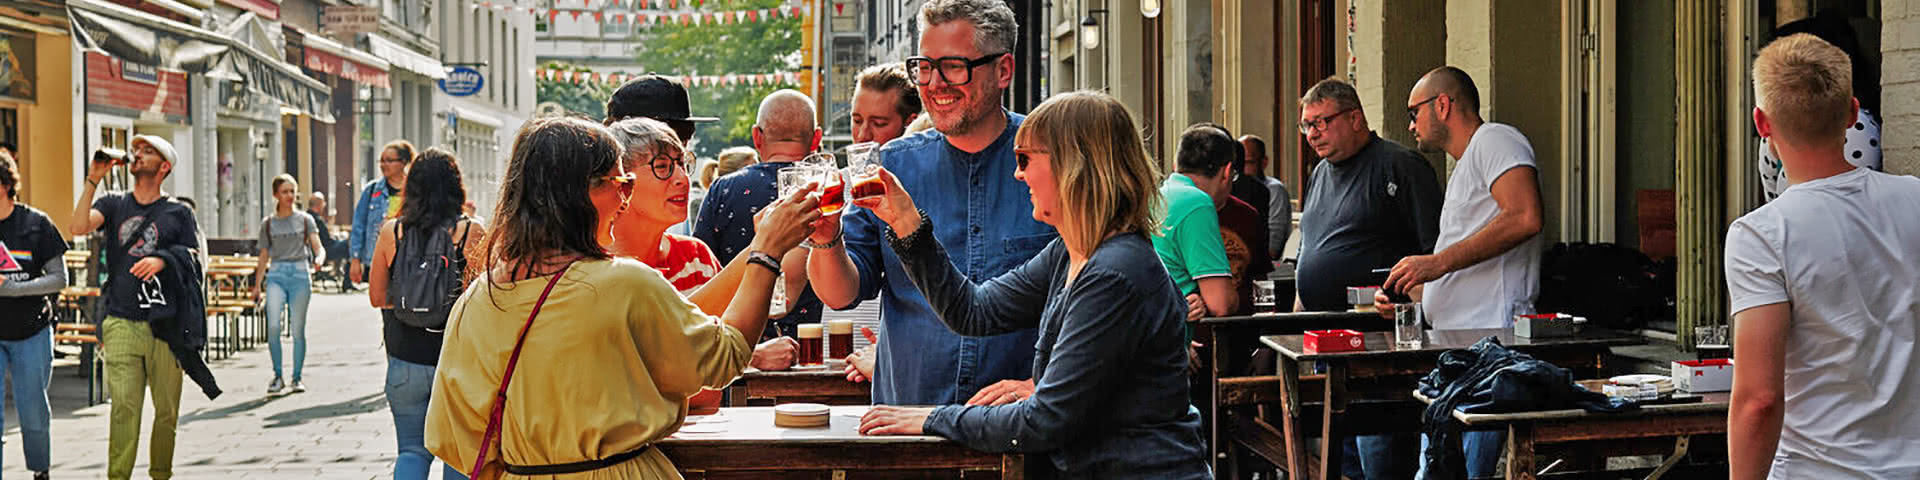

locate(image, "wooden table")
[[1194, 311, 1388, 478], [1415, 382, 1729, 479], [659, 406, 1022, 479], [1255, 328, 1642, 480], [727, 367, 871, 406]]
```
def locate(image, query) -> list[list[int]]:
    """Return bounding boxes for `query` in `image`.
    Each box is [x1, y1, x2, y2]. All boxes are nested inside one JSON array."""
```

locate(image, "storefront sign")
[[438, 66, 484, 97], [121, 60, 158, 84], [323, 6, 379, 35], [0, 33, 36, 102], [304, 47, 391, 89]]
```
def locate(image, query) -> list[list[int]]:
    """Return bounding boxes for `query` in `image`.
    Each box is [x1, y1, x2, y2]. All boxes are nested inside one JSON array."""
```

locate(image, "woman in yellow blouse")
[[425, 117, 821, 478]]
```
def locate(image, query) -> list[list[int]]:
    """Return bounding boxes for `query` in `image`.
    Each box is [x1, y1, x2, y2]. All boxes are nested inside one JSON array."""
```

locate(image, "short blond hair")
[[1753, 34, 1853, 146], [1016, 91, 1162, 254], [715, 146, 758, 177]]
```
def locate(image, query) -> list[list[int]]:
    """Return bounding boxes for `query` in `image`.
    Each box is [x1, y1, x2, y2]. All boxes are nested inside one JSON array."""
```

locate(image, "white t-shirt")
[[1724, 167, 1920, 480], [1422, 123, 1542, 329]]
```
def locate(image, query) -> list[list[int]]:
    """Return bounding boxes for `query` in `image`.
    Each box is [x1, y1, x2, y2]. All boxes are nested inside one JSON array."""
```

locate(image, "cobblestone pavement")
[[19, 290, 461, 479]]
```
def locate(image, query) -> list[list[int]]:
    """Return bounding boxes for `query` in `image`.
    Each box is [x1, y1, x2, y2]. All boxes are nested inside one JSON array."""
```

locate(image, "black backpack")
[[387, 218, 471, 330]]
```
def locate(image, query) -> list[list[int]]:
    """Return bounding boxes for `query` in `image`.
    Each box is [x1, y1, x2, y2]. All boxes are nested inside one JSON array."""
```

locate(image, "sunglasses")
[[600, 173, 637, 199], [1406, 95, 1442, 123]]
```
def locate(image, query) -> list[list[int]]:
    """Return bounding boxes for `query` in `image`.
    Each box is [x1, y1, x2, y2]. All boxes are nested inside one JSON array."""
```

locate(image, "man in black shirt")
[[1293, 77, 1442, 480], [0, 151, 62, 480], [68, 135, 217, 480]]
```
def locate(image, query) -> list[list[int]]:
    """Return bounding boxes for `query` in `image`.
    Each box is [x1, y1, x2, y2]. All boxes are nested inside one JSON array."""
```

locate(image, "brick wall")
[[1885, 3, 1920, 177]]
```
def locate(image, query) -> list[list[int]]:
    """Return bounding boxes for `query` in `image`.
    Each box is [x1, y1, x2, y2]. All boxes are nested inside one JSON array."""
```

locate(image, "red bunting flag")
[[547, 9, 559, 23], [592, 11, 603, 23], [790, 6, 801, 18], [748, 9, 758, 21], [570, 10, 583, 21]]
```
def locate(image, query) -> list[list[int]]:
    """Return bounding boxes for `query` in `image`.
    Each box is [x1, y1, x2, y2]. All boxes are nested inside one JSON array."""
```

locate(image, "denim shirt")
[[840, 110, 1057, 405], [348, 177, 397, 263], [891, 226, 1211, 479], [693, 161, 823, 330]]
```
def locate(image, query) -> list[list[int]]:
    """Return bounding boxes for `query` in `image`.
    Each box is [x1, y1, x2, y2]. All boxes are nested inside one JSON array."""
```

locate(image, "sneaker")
[[291, 380, 307, 393], [32, 471, 47, 480], [267, 377, 285, 394]]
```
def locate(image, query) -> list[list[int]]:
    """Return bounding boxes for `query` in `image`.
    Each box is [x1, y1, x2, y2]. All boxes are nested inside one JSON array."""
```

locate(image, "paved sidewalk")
[[16, 290, 461, 479]]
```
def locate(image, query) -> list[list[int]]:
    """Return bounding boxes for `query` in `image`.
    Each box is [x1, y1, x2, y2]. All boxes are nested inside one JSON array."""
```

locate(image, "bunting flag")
[[524, 2, 808, 28], [536, 68, 802, 89]]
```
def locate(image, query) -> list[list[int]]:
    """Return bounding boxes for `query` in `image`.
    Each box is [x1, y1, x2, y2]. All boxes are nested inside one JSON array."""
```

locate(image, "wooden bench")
[[53, 323, 105, 405]]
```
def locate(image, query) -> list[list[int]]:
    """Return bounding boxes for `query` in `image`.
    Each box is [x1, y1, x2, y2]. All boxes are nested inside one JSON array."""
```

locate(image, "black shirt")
[[1231, 173, 1273, 254], [93, 193, 200, 321], [1295, 134, 1444, 311], [384, 310, 446, 366], [0, 205, 68, 339]]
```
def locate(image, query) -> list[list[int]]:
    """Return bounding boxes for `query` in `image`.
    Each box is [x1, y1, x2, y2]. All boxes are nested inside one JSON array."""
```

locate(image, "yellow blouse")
[[426, 258, 751, 478]]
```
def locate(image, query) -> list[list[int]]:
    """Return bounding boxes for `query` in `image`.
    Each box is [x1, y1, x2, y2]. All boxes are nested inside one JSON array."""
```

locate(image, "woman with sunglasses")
[[367, 147, 481, 480], [426, 117, 820, 478], [854, 91, 1211, 478], [606, 119, 809, 371]]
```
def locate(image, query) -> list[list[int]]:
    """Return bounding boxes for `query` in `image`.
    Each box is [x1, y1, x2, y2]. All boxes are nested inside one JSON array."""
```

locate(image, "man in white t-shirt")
[[1385, 65, 1546, 480], [1725, 34, 1920, 480], [1383, 66, 1544, 332]]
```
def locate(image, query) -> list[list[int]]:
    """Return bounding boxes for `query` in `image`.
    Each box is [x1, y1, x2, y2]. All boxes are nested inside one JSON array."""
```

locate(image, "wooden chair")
[[1195, 311, 1390, 479]]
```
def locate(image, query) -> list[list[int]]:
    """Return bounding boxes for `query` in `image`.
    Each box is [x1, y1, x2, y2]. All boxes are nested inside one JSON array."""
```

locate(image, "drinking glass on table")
[[1251, 280, 1277, 314], [1392, 302, 1425, 350]]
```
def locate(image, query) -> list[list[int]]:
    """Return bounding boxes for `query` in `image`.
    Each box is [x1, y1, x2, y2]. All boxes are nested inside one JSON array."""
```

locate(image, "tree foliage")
[[535, 61, 614, 120], [636, 0, 801, 157]]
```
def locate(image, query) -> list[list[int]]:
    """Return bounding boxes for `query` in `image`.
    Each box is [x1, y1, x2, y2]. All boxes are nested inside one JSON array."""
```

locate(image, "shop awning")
[[211, 13, 334, 123], [367, 33, 443, 80], [301, 32, 390, 89], [67, 0, 334, 122], [67, 0, 227, 75]]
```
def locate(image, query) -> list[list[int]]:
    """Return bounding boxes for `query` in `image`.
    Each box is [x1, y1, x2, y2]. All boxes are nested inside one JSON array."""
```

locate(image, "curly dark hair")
[[400, 147, 466, 231], [483, 117, 621, 285], [0, 150, 17, 201]]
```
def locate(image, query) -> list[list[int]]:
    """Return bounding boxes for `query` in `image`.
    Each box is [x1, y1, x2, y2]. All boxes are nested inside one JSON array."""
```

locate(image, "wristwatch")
[[745, 251, 782, 275], [801, 234, 843, 249]]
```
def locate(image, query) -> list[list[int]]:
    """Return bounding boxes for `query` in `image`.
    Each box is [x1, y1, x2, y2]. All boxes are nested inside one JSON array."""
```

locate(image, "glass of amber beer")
[[844, 142, 885, 202], [826, 319, 855, 362], [797, 323, 825, 366]]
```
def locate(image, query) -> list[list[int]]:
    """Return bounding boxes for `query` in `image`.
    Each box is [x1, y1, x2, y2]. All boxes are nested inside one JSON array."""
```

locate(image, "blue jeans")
[[1343, 433, 1415, 480], [264, 261, 312, 381], [0, 326, 53, 473], [386, 356, 467, 480], [1418, 430, 1505, 479]]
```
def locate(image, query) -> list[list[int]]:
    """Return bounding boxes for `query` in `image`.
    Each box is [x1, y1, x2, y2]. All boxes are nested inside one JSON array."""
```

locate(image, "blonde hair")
[[716, 146, 759, 177], [1753, 34, 1854, 146], [697, 159, 720, 188], [1015, 91, 1163, 254], [905, 114, 935, 134]]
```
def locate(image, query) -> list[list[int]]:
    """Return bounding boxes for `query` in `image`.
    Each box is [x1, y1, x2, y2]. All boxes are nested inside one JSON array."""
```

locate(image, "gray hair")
[[919, 0, 1018, 55], [1301, 77, 1362, 113], [606, 117, 683, 168]]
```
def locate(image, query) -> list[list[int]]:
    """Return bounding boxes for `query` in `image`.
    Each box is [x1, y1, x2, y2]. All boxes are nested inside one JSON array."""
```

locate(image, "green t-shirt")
[[1152, 174, 1232, 296]]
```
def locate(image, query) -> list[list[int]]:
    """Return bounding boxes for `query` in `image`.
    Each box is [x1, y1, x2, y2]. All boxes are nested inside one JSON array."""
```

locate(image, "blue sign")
[[438, 66, 484, 97]]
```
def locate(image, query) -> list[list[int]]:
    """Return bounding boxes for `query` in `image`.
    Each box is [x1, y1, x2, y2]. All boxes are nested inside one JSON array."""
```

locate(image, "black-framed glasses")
[[647, 153, 688, 181], [1406, 95, 1442, 122], [1297, 108, 1357, 134], [906, 53, 1008, 86]]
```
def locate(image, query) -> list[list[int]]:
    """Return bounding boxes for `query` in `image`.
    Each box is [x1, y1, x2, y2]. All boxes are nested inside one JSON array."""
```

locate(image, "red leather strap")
[[470, 262, 573, 477]]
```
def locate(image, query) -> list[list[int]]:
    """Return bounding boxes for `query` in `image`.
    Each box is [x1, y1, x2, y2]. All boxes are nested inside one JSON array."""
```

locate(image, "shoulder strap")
[[470, 261, 572, 477]]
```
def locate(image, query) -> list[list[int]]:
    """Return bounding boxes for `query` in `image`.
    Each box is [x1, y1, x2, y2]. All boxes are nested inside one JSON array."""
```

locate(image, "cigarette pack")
[[1672, 359, 1734, 393], [1514, 313, 1584, 338], [1304, 329, 1367, 354]]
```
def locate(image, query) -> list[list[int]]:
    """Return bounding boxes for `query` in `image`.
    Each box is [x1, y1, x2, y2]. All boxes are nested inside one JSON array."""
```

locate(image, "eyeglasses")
[[599, 173, 637, 199], [906, 53, 1008, 86], [1406, 95, 1442, 122], [379, 156, 406, 164], [647, 153, 688, 181], [1297, 108, 1357, 135]]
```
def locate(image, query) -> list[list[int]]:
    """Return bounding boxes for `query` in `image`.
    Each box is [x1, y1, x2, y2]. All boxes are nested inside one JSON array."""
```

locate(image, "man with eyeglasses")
[[1382, 66, 1544, 480], [806, 0, 1055, 407], [1291, 77, 1439, 480], [694, 89, 824, 370]]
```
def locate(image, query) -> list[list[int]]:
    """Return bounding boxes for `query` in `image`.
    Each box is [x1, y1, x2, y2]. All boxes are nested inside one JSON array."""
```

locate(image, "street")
[[25, 290, 457, 479]]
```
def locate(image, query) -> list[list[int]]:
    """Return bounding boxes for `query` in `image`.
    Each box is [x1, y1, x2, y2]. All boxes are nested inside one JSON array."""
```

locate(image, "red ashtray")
[[1305, 329, 1367, 354]]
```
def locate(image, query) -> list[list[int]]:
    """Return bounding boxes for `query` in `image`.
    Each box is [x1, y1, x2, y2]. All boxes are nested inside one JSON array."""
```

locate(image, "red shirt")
[[640, 234, 723, 295]]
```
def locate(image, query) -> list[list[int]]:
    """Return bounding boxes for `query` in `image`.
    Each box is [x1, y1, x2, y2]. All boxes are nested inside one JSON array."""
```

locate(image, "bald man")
[[694, 89, 827, 345]]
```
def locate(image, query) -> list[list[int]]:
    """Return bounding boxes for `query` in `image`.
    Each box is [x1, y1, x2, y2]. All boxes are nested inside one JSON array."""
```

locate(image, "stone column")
[[1884, 1, 1920, 176], [1674, 0, 1726, 348]]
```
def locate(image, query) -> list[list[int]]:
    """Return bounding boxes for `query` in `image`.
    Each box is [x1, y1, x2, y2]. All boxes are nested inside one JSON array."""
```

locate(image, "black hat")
[[606, 74, 720, 123]]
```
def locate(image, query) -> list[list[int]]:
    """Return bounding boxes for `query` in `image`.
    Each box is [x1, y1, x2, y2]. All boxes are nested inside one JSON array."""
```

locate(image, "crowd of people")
[[0, 0, 1909, 479]]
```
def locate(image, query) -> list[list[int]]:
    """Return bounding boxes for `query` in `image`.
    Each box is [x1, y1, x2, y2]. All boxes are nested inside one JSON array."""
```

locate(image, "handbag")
[[468, 261, 573, 479]]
